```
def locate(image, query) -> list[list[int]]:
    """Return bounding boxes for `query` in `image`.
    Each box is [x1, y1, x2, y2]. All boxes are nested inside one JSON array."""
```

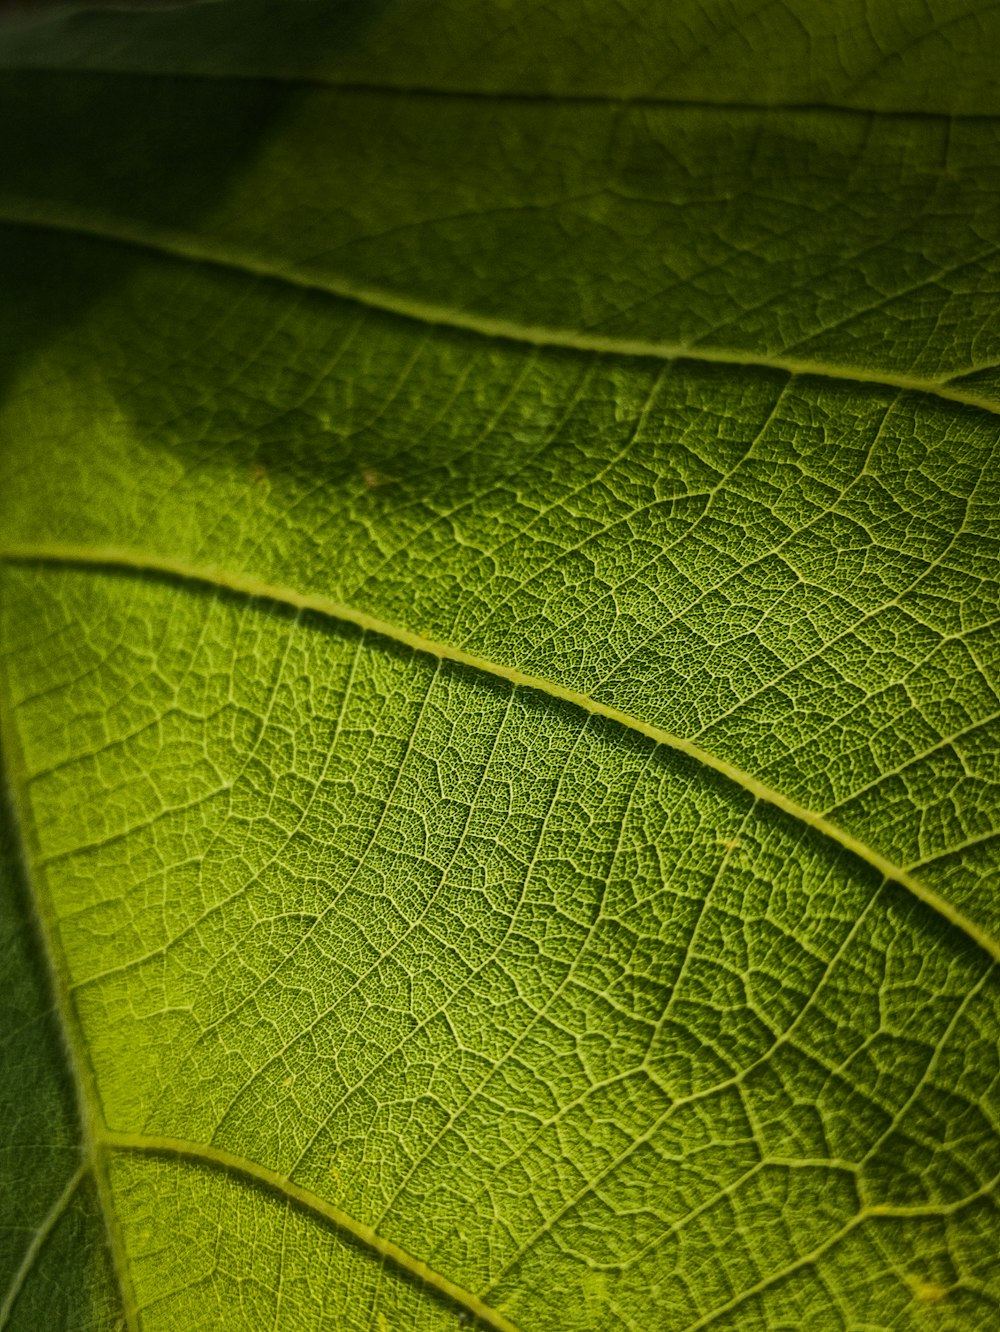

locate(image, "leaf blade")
[[1, 3, 998, 1329]]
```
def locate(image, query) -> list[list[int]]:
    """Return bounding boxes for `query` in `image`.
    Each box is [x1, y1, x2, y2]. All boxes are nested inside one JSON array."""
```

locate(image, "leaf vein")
[[3, 542, 997, 968], [0, 1163, 88, 1330], [1, 211, 999, 421], [99, 1131, 521, 1332]]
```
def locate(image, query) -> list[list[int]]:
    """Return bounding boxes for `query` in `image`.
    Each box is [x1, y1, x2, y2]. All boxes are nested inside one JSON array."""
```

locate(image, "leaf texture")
[[0, 3, 998, 1330]]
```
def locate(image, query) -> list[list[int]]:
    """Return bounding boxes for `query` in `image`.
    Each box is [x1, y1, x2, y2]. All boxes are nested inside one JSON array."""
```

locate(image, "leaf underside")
[[0, 3, 998, 1331]]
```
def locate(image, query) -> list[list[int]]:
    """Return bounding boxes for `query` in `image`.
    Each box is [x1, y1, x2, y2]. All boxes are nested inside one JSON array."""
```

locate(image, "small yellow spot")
[[282, 1075, 294, 1087], [905, 1274, 948, 1303], [361, 466, 396, 489], [717, 837, 742, 852], [376, 1314, 391, 1332]]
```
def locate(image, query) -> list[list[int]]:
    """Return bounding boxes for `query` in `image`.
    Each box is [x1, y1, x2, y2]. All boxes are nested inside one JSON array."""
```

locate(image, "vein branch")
[[0, 1162, 87, 1329], [678, 1175, 999, 1332]]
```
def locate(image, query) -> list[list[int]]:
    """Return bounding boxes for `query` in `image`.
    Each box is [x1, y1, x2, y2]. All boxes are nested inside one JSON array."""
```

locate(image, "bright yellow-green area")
[[0, 2, 998, 1331], [2, 564, 998, 1330], [106, 1152, 471, 1332]]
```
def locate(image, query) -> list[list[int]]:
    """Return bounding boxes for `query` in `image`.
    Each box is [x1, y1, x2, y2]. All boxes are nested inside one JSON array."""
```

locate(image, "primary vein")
[[2, 540, 996, 963], [0, 681, 140, 1331]]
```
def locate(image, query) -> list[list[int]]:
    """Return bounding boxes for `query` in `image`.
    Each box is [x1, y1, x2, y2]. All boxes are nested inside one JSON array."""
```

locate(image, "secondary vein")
[[5, 67, 998, 122], [2, 541, 997, 963], [100, 1131, 522, 1332], [0, 209, 997, 421]]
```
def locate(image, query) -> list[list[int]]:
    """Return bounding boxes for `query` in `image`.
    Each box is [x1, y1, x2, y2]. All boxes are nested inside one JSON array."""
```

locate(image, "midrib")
[[2, 540, 997, 964], [0, 208, 998, 421], [0, 675, 140, 1331]]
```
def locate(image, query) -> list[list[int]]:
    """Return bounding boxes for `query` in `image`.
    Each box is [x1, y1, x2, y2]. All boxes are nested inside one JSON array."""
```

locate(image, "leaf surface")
[[0, 3, 998, 1330]]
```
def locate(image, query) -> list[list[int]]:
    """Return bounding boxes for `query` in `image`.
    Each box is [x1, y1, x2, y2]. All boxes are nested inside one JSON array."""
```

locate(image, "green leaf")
[[0, 3, 998, 1330]]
